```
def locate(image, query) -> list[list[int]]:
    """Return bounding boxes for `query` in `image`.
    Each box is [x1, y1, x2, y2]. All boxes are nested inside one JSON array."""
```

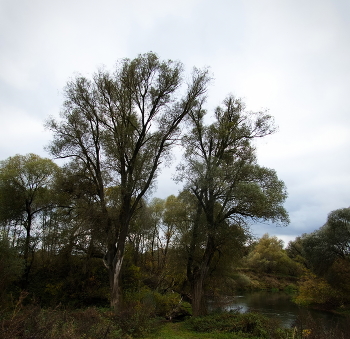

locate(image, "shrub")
[[294, 271, 339, 308], [0, 236, 24, 306], [292, 312, 349, 339], [0, 306, 123, 339], [185, 311, 281, 338]]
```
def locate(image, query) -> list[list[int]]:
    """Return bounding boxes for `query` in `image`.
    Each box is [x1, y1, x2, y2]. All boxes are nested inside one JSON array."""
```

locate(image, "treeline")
[[287, 207, 350, 308], [1, 153, 349, 316], [0, 154, 284, 314]]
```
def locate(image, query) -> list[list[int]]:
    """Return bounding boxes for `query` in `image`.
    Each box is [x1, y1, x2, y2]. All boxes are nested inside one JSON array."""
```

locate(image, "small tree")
[[246, 233, 299, 275], [0, 154, 59, 284]]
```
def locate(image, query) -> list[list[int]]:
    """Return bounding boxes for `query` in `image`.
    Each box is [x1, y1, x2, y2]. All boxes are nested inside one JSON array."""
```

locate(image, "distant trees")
[[46, 52, 210, 310], [246, 234, 300, 275], [287, 207, 350, 307], [293, 207, 350, 275], [0, 154, 60, 284], [176, 96, 289, 315]]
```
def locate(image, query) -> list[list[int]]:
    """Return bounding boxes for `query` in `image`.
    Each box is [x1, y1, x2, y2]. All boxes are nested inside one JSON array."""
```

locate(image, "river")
[[208, 291, 348, 330]]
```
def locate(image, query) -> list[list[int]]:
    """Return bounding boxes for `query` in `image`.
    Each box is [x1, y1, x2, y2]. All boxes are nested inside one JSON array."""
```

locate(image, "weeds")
[[2, 295, 349, 339], [185, 311, 283, 339], [289, 312, 350, 339], [1, 306, 123, 339]]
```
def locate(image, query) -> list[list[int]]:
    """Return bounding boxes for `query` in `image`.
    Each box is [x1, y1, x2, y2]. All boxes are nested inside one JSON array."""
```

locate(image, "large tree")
[[0, 153, 59, 284], [46, 52, 210, 309], [176, 96, 289, 315]]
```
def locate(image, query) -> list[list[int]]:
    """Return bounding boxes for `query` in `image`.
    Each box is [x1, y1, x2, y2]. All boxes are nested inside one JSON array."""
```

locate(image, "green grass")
[[146, 322, 261, 339]]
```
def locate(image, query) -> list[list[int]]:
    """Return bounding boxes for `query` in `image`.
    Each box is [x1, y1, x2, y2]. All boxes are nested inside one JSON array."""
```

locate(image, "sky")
[[1, 0, 350, 245]]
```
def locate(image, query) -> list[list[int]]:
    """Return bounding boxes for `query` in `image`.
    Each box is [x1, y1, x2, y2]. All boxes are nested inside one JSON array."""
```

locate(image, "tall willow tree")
[[176, 96, 289, 315], [46, 52, 210, 309]]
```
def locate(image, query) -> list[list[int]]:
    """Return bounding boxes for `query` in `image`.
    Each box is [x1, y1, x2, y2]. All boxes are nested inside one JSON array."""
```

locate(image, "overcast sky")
[[1, 0, 349, 245]]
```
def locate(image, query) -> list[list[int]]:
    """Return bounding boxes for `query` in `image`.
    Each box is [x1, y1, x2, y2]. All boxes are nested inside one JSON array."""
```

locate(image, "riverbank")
[[232, 269, 299, 292], [2, 304, 349, 339], [144, 320, 284, 339], [145, 311, 349, 339]]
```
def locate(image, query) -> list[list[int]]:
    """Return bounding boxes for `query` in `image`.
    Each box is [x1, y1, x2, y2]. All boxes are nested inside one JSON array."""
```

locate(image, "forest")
[[1, 53, 350, 338]]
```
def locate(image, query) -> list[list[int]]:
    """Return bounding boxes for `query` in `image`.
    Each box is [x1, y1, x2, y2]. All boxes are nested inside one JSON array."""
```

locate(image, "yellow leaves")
[[302, 328, 312, 337], [45, 282, 64, 296], [294, 270, 336, 306]]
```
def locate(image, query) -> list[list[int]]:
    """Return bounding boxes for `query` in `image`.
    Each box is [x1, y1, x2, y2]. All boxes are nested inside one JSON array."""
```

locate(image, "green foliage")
[[289, 207, 350, 307], [117, 288, 192, 336], [123, 287, 191, 320], [27, 254, 109, 308], [147, 322, 255, 338], [46, 52, 211, 308], [299, 207, 350, 276], [327, 258, 350, 299], [0, 153, 60, 225], [246, 234, 302, 276], [283, 284, 298, 294], [0, 154, 60, 285], [285, 236, 309, 268], [0, 235, 24, 303], [185, 311, 282, 338], [1, 306, 124, 339], [174, 94, 289, 315], [294, 270, 339, 307]]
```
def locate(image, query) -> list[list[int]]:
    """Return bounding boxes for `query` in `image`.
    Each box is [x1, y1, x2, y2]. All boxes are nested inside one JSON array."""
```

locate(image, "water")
[[209, 291, 347, 330]]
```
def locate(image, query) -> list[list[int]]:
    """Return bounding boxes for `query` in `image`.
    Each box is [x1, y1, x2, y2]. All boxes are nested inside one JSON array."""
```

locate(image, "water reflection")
[[209, 291, 346, 329]]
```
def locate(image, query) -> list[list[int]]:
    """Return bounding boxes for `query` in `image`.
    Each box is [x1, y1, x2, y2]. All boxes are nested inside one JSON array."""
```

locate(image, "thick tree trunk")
[[188, 232, 216, 316], [191, 270, 207, 316], [108, 196, 131, 310], [109, 254, 124, 310]]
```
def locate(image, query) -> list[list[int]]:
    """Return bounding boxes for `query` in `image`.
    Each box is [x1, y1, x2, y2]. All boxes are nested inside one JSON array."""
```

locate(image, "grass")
[[146, 321, 261, 339]]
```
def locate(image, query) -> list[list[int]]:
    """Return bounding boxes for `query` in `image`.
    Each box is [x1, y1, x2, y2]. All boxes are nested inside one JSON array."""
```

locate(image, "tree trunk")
[[188, 234, 216, 316], [108, 196, 131, 310], [109, 254, 124, 310], [191, 270, 207, 316], [23, 204, 33, 286]]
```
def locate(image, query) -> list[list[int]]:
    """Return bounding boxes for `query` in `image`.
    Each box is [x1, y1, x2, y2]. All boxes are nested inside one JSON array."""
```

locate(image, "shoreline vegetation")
[[2, 239, 350, 338], [1, 274, 350, 339], [1, 300, 349, 339], [2, 231, 350, 338]]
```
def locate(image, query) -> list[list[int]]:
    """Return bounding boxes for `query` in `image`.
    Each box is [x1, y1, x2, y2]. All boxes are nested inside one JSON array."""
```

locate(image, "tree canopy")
[[0, 153, 59, 283], [175, 95, 289, 315]]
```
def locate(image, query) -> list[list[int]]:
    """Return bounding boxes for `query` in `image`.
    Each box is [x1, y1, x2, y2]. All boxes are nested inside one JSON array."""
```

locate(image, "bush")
[[122, 288, 191, 322], [1, 306, 123, 339], [0, 236, 24, 305], [292, 312, 349, 339], [185, 311, 282, 338], [294, 271, 339, 308]]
